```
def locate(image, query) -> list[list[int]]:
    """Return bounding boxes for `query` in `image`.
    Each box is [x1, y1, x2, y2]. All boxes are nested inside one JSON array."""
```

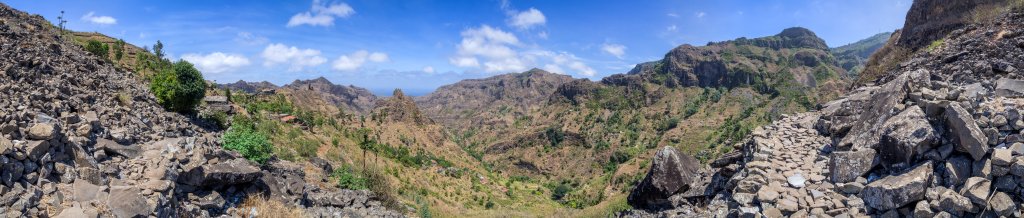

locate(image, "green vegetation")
[[926, 39, 945, 52], [332, 165, 369, 190], [113, 39, 126, 61], [150, 60, 206, 113], [221, 116, 273, 164], [84, 39, 108, 59]]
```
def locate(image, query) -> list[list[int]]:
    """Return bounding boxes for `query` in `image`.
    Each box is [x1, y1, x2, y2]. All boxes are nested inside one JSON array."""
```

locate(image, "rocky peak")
[[279, 77, 378, 114], [375, 88, 432, 125], [729, 27, 829, 50]]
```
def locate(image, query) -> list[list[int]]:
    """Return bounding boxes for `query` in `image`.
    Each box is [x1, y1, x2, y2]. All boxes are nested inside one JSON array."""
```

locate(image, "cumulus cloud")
[[181, 52, 251, 74], [261, 43, 327, 71], [508, 8, 546, 29], [287, 0, 355, 27], [450, 25, 596, 76], [601, 43, 627, 59], [331, 50, 389, 71], [81, 12, 117, 25]]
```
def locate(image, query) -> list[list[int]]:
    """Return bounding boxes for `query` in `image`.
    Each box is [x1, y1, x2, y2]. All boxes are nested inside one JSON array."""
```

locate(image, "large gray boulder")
[[106, 186, 151, 218], [177, 158, 262, 187], [26, 123, 55, 140], [95, 139, 141, 159], [878, 106, 936, 170], [861, 162, 933, 211], [838, 69, 930, 150], [627, 146, 701, 209], [829, 149, 877, 183], [994, 78, 1024, 97], [944, 103, 988, 160]]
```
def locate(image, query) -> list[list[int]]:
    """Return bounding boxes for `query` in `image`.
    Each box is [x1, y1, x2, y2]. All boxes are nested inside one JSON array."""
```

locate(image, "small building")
[[203, 96, 233, 114]]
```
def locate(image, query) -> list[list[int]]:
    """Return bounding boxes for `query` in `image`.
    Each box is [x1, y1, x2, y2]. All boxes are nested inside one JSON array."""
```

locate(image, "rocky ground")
[[0, 3, 401, 218], [621, 9, 1024, 218]]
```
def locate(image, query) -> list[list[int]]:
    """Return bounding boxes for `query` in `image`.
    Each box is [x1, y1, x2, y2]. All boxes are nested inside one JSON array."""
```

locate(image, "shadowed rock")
[[627, 146, 701, 209]]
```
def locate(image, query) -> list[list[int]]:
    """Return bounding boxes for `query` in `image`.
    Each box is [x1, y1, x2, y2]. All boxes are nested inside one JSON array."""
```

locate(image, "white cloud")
[[601, 43, 627, 59], [261, 43, 327, 71], [287, 0, 355, 27], [696, 12, 706, 18], [423, 66, 435, 73], [449, 57, 480, 67], [667, 13, 679, 18], [530, 51, 595, 76], [538, 31, 548, 39], [450, 25, 596, 77], [181, 52, 251, 74], [235, 32, 269, 45], [667, 25, 678, 32], [81, 12, 116, 25], [331, 50, 389, 71], [508, 8, 546, 29]]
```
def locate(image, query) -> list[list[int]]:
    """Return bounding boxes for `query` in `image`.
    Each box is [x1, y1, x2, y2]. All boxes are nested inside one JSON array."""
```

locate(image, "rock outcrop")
[[622, 4, 1024, 217], [0, 3, 401, 217], [627, 146, 701, 209]]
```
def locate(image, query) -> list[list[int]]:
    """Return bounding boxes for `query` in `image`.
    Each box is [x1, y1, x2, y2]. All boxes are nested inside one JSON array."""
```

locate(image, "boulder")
[[944, 103, 988, 160], [23, 140, 49, 160], [26, 123, 55, 140], [627, 146, 701, 209], [177, 158, 262, 187], [73, 179, 103, 202], [95, 139, 141, 159], [860, 162, 932, 211], [0, 135, 12, 155], [959, 177, 990, 205], [878, 106, 936, 170], [994, 78, 1024, 97], [106, 186, 151, 218], [944, 155, 972, 187], [838, 69, 930, 150], [829, 149, 877, 183], [988, 191, 1016, 217], [937, 191, 973, 215], [992, 148, 1013, 166]]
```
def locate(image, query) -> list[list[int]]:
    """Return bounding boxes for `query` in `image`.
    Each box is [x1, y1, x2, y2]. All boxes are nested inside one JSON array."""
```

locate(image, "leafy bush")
[[332, 166, 369, 190], [84, 39, 108, 59], [222, 117, 273, 164], [150, 60, 206, 112]]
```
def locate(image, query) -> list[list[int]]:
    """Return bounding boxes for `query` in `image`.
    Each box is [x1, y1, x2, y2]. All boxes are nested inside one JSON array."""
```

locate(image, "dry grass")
[[234, 195, 306, 218]]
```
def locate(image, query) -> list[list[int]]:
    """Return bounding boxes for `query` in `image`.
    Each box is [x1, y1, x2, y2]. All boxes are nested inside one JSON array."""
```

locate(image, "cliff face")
[[859, 0, 1011, 85]]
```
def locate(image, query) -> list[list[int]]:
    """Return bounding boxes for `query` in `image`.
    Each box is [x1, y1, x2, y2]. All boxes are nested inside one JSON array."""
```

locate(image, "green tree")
[[84, 40, 109, 59], [153, 40, 165, 60], [150, 60, 206, 112], [113, 39, 126, 61]]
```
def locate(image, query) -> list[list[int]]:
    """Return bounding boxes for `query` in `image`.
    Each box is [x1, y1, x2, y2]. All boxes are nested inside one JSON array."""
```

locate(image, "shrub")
[[222, 118, 273, 164], [84, 39, 108, 59], [332, 166, 369, 190], [150, 60, 206, 112], [113, 39, 125, 60]]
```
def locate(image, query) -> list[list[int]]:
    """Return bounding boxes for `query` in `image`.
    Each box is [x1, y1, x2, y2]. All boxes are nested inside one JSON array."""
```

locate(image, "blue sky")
[[10, 0, 911, 96]]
